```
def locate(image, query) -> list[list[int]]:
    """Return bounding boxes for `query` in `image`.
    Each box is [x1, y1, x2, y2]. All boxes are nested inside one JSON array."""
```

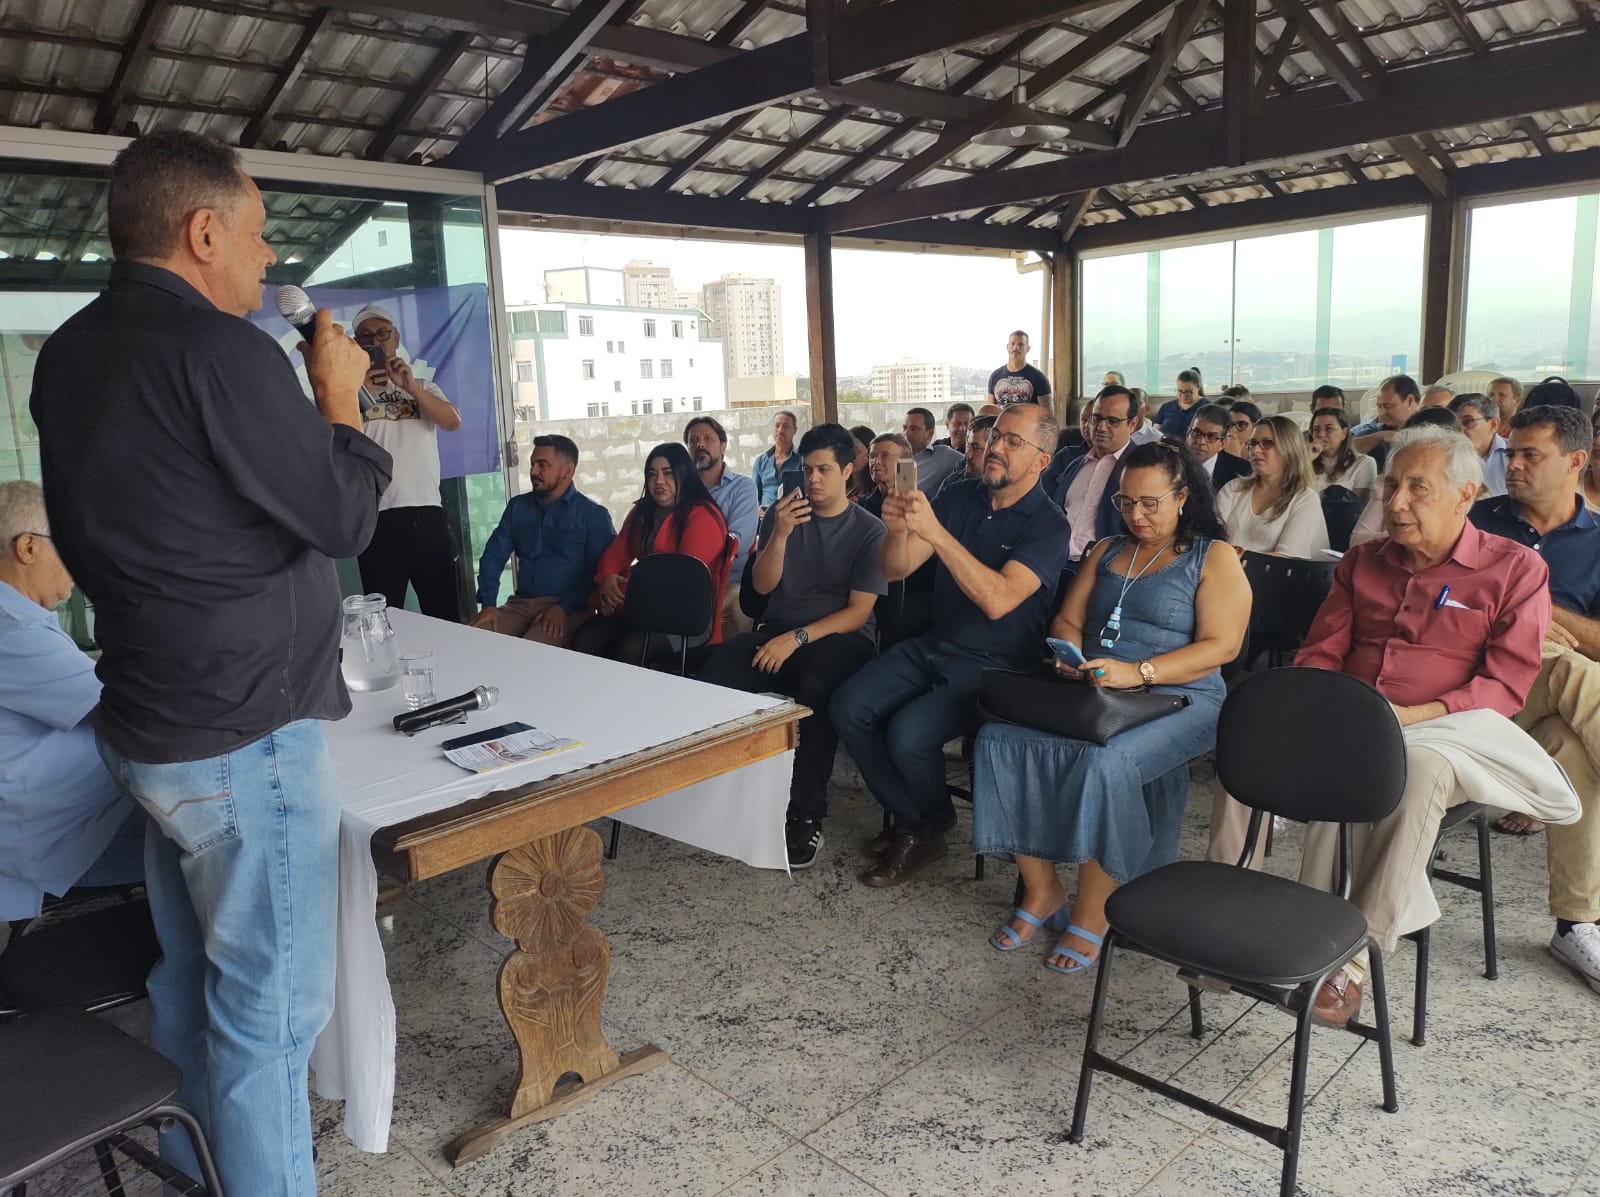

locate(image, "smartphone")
[[895, 459, 918, 494], [365, 344, 388, 373], [1046, 637, 1087, 668], [441, 721, 532, 751], [790, 486, 806, 503]]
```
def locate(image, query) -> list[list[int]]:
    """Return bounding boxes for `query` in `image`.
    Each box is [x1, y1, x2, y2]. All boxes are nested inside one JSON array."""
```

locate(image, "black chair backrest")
[[623, 553, 715, 637], [1239, 551, 1338, 657], [874, 578, 905, 646], [737, 542, 768, 620], [1321, 485, 1364, 552], [1216, 667, 1406, 825]]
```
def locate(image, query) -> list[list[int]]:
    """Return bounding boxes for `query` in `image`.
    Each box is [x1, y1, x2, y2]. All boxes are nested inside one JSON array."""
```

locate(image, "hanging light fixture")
[[973, 55, 1076, 149]]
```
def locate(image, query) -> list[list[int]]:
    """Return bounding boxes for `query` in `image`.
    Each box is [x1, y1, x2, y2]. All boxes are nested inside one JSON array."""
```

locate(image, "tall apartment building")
[[870, 358, 952, 407], [543, 265, 623, 306], [700, 273, 784, 380], [507, 302, 726, 423], [622, 260, 676, 309]]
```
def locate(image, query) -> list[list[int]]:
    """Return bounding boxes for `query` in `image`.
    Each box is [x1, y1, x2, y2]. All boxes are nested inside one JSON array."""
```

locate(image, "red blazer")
[[594, 502, 732, 642]]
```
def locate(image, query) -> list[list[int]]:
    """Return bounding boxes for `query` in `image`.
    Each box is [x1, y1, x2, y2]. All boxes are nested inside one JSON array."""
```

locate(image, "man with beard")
[[685, 415, 759, 633], [472, 434, 615, 644]]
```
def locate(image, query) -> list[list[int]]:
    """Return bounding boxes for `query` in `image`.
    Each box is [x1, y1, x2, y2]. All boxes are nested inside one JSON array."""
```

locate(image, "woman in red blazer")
[[570, 442, 732, 664]]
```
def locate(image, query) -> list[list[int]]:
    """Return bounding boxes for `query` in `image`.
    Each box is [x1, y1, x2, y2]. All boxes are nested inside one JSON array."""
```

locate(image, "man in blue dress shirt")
[[686, 415, 759, 635], [0, 480, 142, 919], [473, 434, 615, 645]]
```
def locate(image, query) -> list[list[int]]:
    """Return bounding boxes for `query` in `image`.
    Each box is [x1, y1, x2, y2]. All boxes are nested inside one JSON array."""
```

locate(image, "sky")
[[497, 227, 1047, 377]]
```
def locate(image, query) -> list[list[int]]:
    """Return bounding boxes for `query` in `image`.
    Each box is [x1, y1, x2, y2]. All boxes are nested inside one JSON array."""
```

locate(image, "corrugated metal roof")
[[0, 0, 1591, 246]]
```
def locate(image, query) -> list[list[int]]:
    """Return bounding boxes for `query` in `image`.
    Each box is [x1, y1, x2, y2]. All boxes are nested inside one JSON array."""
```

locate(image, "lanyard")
[[1099, 537, 1175, 650]]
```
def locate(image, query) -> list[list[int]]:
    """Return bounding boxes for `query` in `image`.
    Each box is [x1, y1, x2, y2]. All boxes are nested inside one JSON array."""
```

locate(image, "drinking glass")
[[400, 651, 435, 710]]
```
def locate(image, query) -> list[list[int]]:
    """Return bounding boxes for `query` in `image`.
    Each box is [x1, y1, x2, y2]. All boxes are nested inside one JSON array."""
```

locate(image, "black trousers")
[[357, 505, 461, 622], [696, 627, 877, 821]]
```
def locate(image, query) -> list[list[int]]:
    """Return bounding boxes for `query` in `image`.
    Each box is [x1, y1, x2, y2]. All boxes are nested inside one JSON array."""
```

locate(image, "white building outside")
[[870, 358, 952, 407], [700, 273, 784, 381]]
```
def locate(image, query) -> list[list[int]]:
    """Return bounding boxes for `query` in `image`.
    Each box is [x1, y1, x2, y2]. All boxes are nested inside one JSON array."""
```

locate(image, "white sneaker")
[[1549, 923, 1600, 994]]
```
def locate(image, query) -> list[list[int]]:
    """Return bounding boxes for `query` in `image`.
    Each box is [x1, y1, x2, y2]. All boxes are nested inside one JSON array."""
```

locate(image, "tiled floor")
[[315, 754, 1600, 1197], [16, 753, 1600, 1196]]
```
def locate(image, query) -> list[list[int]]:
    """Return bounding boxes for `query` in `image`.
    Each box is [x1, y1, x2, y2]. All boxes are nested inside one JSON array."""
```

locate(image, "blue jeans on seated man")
[[99, 719, 340, 1197], [831, 636, 1000, 839]]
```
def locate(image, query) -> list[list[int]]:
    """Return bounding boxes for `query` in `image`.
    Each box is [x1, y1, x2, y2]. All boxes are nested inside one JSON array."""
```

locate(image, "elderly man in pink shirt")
[[1210, 425, 1550, 1026]]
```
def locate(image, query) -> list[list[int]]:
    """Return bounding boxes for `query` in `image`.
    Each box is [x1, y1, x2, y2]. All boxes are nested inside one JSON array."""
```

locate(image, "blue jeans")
[[100, 720, 340, 1197], [831, 637, 997, 839]]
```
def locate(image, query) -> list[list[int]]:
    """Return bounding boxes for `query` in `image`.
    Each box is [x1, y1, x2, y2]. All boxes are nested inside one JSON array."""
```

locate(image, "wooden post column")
[[804, 229, 839, 425], [1051, 245, 1078, 427], [1420, 195, 1459, 383]]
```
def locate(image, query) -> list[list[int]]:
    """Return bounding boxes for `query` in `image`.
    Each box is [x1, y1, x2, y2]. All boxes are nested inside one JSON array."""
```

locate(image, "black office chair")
[[0, 893, 159, 1017], [1069, 668, 1402, 1197], [1320, 485, 1364, 553], [0, 1008, 224, 1196], [1406, 802, 1497, 1046], [1239, 552, 1338, 668]]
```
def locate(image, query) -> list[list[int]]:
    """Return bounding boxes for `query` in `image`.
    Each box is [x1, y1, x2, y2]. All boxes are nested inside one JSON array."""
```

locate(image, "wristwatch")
[[794, 628, 810, 647], [1138, 660, 1157, 686]]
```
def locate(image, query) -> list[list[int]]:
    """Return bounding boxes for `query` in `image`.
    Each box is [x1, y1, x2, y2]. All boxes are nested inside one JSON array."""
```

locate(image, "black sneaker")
[[786, 818, 825, 870]]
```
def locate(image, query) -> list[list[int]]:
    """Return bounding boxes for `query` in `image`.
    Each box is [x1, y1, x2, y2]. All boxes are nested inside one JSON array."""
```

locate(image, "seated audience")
[[572, 443, 731, 663], [903, 406, 965, 493], [1153, 367, 1205, 439], [753, 409, 802, 511], [935, 403, 975, 451], [1051, 386, 1143, 566], [1525, 375, 1584, 410], [472, 435, 615, 644], [861, 433, 911, 520], [1102, 371, 1126, 388], [0, 481, 142, 919], [1347, 406, 1464, 547], [686, 416, 759, 634], [1185, 403, 1252, 491], [1311, 383, 1346, 412], [973, 443, 1249, 974], [1489, 375, 1524, 426], [832, 404, 1070, 886], [937, 414, 997, 497], [1221, 400, 1261, 460], [1219, 384, 1251, 403], [1423, 383, 1455, 408], [1215, 414, 1330, 557], [1351, 374, 1422, 468], [1309, 406, 1377, 497], [1448, 392, 1509, 496], [698, 424, 886, 870], [1211, 426, 1552, 1025], [848, 425, 877, 502], [1129, 388, 1163, 445]]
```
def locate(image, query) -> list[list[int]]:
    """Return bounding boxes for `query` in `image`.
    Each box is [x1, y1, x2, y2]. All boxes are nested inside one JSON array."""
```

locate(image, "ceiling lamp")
[[973, 54, 1075, 149]]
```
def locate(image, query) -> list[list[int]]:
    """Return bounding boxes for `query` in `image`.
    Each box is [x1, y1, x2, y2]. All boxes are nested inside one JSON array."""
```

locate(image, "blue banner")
[[248, 283, 501, 479]]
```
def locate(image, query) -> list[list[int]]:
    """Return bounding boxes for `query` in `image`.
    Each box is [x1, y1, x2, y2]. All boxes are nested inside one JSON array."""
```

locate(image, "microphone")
[[275, 284, 318, 341], [393, 685, 498, 736]]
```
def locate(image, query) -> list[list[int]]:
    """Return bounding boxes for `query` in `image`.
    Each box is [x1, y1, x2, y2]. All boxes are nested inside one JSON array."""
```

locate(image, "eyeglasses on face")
[[1457, 416, 1485, 430], [1089, 414, 1128, 428], [354, 327, 398, 346], [1244, 438, 1278, 452], [1110, 489, 1181, 514], [992, 430, 1047, 454], [1187, 429, 1224, 444], [1230, 419, 1253, 431]]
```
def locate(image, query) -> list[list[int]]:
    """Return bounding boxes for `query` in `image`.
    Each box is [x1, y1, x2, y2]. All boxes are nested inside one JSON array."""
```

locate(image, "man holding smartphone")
[[354, 304, 463, 621]]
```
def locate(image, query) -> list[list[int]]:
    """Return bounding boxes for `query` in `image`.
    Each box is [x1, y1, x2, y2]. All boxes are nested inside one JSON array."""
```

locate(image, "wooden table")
[[369, 702, 803, 1165]]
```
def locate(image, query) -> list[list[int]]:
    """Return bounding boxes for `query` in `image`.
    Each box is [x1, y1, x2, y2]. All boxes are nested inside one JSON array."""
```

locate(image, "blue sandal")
[[990, 903, 1070, 952], [1044, 924, 1105, 976]]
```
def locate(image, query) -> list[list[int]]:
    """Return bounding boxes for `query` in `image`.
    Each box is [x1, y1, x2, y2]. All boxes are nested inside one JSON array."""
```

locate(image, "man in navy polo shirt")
[[1470, 404, 1600, 994], [832, 404, 1070, 887]]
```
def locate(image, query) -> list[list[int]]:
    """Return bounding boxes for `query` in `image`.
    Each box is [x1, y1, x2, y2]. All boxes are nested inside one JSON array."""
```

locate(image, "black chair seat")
[[1107, 860, 1369, 987], [1438, 801, 1486, 835], [0, 898, 159, 1010], [0, 1009, 179, 1181]]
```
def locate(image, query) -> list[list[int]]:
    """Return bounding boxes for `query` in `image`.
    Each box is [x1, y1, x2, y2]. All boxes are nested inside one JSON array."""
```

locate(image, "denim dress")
[[971, 535, 1226, 881]]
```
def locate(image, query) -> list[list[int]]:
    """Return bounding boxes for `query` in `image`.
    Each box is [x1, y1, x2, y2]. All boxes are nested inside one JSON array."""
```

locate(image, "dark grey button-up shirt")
[[30, 262, 393, 763]]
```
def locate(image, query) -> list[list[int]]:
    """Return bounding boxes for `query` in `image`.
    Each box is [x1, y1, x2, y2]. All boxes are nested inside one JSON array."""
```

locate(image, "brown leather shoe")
[[865, 827, 896, 858], [860, 832, 946, 887], [1311, 971, 1362, 1027]]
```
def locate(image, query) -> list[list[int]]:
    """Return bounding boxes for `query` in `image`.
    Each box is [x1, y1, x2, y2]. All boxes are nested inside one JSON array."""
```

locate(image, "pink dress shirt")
[[1294, 521, 1550, 717]]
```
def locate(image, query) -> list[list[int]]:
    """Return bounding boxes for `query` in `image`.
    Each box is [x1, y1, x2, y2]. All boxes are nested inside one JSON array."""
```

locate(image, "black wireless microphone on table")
[[393, 685, 499, 736]]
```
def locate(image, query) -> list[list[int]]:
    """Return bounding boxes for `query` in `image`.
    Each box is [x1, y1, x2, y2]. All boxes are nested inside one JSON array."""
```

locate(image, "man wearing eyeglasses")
[[1051, 386, 1142, 564], [1184, 403, 1252, 491], [1448, 392, 1509, 497], [832, 404, 1070, 886], [354, 304, 464, 621]]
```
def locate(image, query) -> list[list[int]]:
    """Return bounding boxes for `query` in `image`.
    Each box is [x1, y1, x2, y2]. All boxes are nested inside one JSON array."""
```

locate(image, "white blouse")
[[1312, 454, 1377, 494], [1216, 479, 1331, 558]]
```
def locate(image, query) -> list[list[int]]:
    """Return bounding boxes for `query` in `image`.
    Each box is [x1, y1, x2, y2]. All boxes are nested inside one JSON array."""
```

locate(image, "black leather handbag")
[[978, 665, 1190, 746]]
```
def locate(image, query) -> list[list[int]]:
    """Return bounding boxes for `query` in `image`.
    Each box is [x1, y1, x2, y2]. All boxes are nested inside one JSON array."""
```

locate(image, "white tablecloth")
[[309, 610, 794, 1151]]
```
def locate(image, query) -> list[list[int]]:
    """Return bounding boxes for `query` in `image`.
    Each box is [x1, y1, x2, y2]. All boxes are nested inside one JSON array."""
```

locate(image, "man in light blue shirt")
[[686, 415, 759, 635], [0, 481, 141, 919], [1451, 391, 1511, 497], [903, 407, 964, 493]]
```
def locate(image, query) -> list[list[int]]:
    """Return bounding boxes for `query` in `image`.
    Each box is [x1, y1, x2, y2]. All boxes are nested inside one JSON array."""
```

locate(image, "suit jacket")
[[1051, 451, 1127, 557], [1208, 452, 1252, 490]]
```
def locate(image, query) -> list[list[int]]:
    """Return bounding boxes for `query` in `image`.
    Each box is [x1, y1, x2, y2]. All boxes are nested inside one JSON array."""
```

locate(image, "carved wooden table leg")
[[444, 826, 667, 1165]]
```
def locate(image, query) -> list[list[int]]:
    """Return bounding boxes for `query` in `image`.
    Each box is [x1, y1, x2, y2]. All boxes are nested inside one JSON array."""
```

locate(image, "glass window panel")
[[1232, 228, 1320, 392], [1464, 195, 1587, 378], [1150, 241, 1234, 399], [1081, 250, 1151, 392], [1326, 214, 1425, 391]]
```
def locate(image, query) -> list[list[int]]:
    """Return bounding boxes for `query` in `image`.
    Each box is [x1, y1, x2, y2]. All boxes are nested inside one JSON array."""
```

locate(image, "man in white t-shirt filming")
[[354, 304, 463, 620]]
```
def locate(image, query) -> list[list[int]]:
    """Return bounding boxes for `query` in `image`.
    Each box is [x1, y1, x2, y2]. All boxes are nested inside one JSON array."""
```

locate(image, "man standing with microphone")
[[29, 131, 391, 1196]]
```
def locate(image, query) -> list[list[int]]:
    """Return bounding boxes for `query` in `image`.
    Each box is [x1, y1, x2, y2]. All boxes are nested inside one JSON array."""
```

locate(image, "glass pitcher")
[[340, 593, 400, 692]]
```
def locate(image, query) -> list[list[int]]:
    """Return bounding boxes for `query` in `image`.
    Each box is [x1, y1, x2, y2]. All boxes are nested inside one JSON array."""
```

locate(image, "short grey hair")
[[1385, 426, 1483, 492], [1424, 383, 1455, 400], [1448, 392, 1497, 424], [871, 432, 911, 456], [0, 480, 48, 544]]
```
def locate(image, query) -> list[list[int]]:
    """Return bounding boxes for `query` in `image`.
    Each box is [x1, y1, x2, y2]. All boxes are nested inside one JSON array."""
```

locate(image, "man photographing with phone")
[[353, 304, 463, 621]]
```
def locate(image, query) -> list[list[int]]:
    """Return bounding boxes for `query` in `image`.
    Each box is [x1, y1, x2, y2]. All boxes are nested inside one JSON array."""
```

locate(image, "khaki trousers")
[[492, 595, 593, 646], [1209, 747, 1468, 953], [1519, 645, 1600, 922], [722, 583, 752, 638]]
